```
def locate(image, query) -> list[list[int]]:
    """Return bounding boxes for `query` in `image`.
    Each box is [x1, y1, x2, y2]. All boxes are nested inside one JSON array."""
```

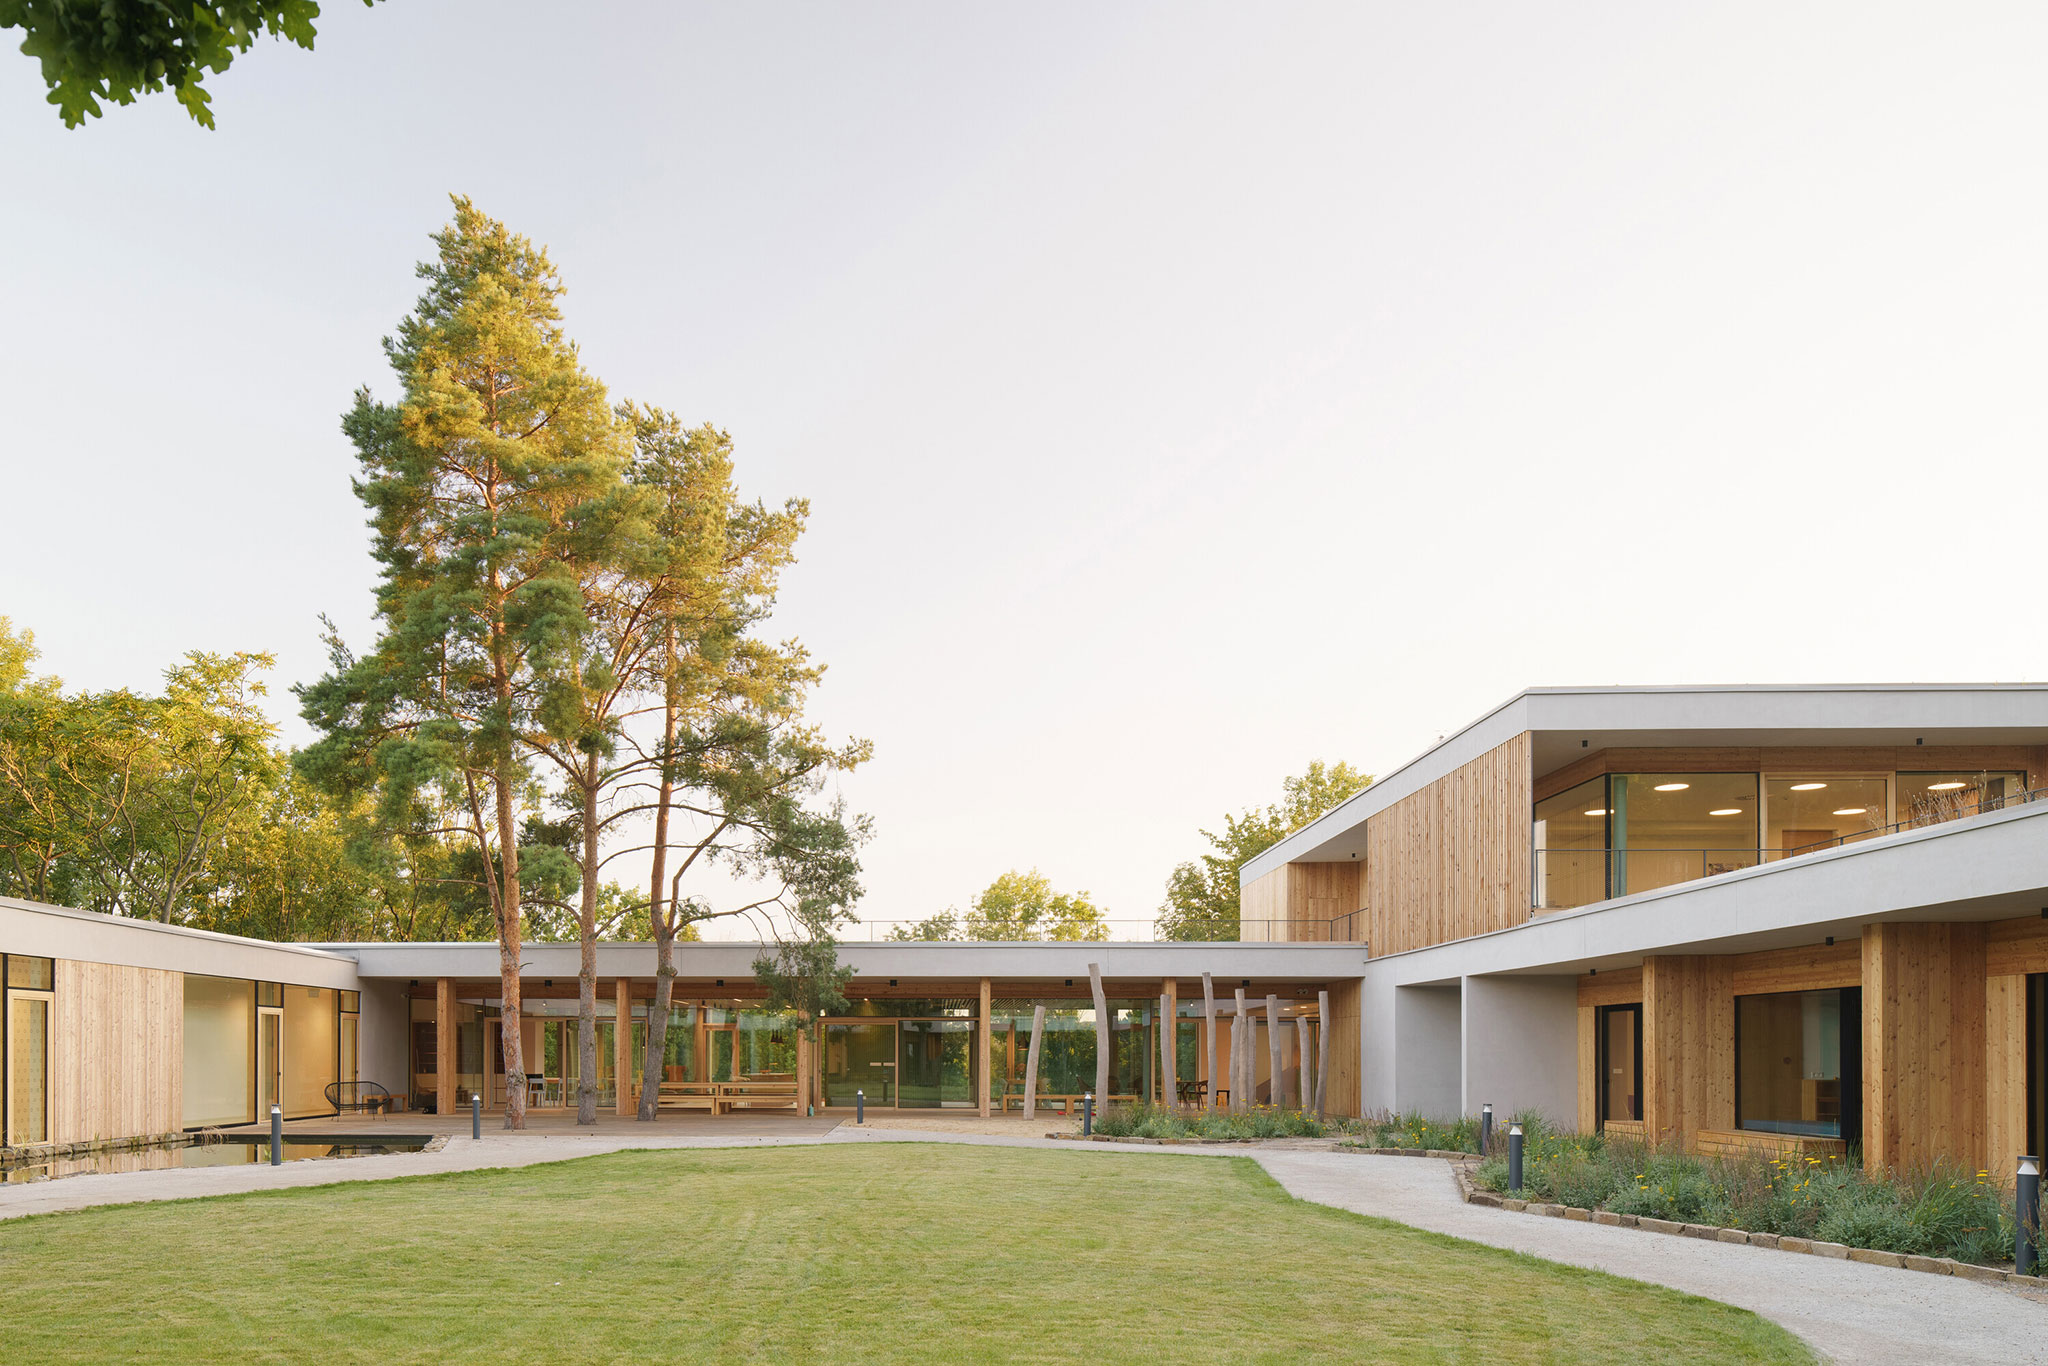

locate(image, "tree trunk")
[[1022, 1003, 1046, 1122], [576, 756, 600, 1126], [494, 752, 526, 1131], [1232, 988, 1248, 1113], [1266, 994, 1285, 1111], [1088, 963, 1110, 1104], [638, 917, 678, 1121], [1295, 1014, 1313, 1117], [1159, 993, 1176, 1110], [1316, 989, 1332, 1122], [1202, 973, 1218, 1114]]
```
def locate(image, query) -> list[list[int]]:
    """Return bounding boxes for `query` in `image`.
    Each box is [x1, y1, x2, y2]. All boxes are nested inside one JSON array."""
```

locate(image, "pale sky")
[[2, 4, 2044, 940]]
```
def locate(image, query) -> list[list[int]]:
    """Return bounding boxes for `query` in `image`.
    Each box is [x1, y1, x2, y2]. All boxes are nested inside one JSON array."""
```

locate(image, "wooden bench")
[[713, 1080, 800, 1115], [997, 1090, 1142, 1114]]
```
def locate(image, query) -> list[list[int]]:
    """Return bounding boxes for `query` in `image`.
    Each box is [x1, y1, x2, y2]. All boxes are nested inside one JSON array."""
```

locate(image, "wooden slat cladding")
[[1696, 1128, 1846, 1159], [1985, 974, 2026, 1183], [1577, 968, 1643, 1008], [1987, 918, 2048, 977], [51, 960, 182, 1145], [1323, 979, 1362, 1118], [1863, 923, 1987, 1172], [1641, 955, 1733, 1150], [1534, 744, 2048, 803], [1289, 863, 1361, 940], [1238, 865, 1284, 943], [1729, 941, 1861, 995], [1364, 733, 1532, 956]]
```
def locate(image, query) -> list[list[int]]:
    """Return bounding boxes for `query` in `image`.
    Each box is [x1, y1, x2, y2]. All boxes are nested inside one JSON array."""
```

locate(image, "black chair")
[[325, 1080, 396, 1115]]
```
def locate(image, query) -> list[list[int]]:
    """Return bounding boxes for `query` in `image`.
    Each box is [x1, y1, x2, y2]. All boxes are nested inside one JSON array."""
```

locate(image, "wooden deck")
[[225, 1109, 843, 1140]]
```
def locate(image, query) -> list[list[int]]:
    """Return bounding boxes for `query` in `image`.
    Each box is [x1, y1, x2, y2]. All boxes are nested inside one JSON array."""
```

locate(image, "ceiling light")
[[1709, 808, 1742, 816], [1927, 781, 1966, 791], [1832, 807, 1866, 816], [1653, 782, 1689, 792], [1790, 782, 1827, 791], [1584, 808, 1608, 817]]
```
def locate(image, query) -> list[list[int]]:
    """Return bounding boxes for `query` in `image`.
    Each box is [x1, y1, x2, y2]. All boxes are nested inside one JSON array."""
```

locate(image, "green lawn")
[[0, 1145, 1808, 1364]]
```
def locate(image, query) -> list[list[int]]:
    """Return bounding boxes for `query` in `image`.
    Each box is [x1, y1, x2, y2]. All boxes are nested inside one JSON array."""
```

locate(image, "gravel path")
[[5, 1128, 2045, 1363]]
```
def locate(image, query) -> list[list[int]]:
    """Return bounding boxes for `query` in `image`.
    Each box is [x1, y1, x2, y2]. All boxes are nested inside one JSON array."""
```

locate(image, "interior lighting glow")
[[1927, 781, 1967, 791], [1709, 808, 1742, 816], [1832, 807, 1867, 816], [1584, 809, 1608, 817], [1653, 783, 1690, 792], [1790, 782, 1827, 791]]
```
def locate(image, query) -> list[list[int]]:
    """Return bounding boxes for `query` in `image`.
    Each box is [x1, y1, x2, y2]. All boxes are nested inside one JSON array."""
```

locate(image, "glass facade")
[[1533, 777, 1607, 910], [182, 974, 255, 1128], [281, 984, 338, 1119], [1764, 776, 1889, 858], [1898, 770, 2027, 826], [1736, 988, 1858, 1138], [8, 992, 51, 1145]]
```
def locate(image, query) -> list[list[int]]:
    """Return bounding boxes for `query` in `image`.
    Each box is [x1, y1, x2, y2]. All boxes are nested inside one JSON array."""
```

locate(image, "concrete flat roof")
[[1243, 682, 2048, 881]]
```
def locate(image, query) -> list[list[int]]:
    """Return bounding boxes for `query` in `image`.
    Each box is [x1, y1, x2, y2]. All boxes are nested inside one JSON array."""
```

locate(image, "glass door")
[[823, 1022, 896, 1107], [7, 991, 52, 1145], [899, 1019, 974, 1108], [1596, 1004, 1641, 1126], [257, 1007, 283, 1116]]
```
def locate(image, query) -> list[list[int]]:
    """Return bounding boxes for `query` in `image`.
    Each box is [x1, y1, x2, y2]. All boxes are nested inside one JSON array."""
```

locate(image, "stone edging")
[[1443, 1157, 2034, 1288], [1044, 1133, 1266, 1145]]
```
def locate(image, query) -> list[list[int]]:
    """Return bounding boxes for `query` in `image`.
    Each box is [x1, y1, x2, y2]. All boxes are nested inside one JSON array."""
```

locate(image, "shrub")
[[1089, 1103, 1328, 1141]]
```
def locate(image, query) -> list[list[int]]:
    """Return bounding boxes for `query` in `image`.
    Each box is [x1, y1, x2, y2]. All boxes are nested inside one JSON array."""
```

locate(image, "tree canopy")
[[1156, 760, 1373, 941], [891, 869, 1109, 942], [3, 0, 378, 128]]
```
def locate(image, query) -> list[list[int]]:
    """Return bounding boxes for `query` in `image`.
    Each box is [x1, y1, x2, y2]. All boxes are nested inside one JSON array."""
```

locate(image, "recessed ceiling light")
[[1832, 807, 1866, 816], [1584, 808, 1608, 817], [1709, 808, 1742, 816], [1653, 782, 1690, 792], [1790, 782, 1827, 791], [1927, 781, 1966, 791]]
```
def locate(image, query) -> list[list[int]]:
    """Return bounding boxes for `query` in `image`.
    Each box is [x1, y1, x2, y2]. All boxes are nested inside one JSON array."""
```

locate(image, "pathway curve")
[[4, 1128, 2045, 1364]]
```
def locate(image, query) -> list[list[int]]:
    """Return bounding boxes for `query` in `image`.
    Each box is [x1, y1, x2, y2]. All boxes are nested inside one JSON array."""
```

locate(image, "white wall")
[[356, 979, 410, 1098], [1461, 974, 1578, 1127], [1392, 984, 1461, 1116]]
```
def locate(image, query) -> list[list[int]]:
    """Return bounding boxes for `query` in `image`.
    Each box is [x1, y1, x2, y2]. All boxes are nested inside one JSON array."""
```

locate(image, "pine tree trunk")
[[1022, 1003, 1046, 1122], [638, 919, 677, 1121], [495, 749, 526, 1131], [1266, 994, 1285, 1110], [1232, 988, 1248, 1113], [1316, 989, 1332, 1122], [575, 757, 600, 1126]]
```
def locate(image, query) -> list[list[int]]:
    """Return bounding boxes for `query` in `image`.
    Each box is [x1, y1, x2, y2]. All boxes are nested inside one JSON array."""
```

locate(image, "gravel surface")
[[6, 1128, 2045, 1362]]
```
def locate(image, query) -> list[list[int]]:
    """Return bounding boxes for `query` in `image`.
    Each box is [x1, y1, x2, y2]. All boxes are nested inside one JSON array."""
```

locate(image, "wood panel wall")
[[1364, 732, 1532, 956], [1640, 955, 1733, 1150], [50, 960, 182, 1145], [1535, 745, 2048, 803], [1985, 973, 2026, 1181], [1239, 865, 1285, 943], [1863, 923, 1987, 1172], [1323, 980, 1361, 1118]]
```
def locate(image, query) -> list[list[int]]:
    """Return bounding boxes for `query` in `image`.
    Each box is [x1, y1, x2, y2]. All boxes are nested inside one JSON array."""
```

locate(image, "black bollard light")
[[2019, 1155, 2041, 1276], [856, 1088, 864, 1126], [1508, 1121, 1524, 1193], [1083, 1091, 1094, 1137], [472, 1092, 481, 1140], [269, 1104, 282, 1166], [1480, 1103, 1493, 1157]]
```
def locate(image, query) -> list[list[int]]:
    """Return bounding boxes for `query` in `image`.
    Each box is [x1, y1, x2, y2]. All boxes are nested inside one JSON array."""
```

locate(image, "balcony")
[[1535, 783, 2048, 912]]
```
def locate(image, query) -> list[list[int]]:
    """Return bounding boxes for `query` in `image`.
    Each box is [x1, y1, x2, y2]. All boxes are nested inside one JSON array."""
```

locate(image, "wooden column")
[[1640, 955, 1733, 1151], [977, 977, 992, 1118], [795, 1027, 811, 1117], [435, 977, 455, 1118], [613, 977, 633, 1116], [1160, 977, 1177, 1107], [1863, 922, 1987, 1171], [1232, 987, 1248, 1112]]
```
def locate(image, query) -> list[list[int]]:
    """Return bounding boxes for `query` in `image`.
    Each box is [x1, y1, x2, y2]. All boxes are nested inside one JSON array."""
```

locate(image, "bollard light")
[[1480, 1103, 1493, 1157], [856, 1088, 864, 1126], [1508, 1121, 1525, 1194], [1083, 1091, 1095, 1138], [269, 1104, 282, 1166], [2019, 1156, 2041, 1276], [472, 1092, 481, 1141]]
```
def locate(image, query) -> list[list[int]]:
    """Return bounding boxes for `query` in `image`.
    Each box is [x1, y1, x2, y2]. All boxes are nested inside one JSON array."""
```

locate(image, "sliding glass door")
[[823, 1022, 896, 1107]]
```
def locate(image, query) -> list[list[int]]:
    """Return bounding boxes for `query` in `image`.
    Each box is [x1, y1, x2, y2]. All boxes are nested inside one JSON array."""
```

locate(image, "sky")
[[3, 4, 2045, 940]]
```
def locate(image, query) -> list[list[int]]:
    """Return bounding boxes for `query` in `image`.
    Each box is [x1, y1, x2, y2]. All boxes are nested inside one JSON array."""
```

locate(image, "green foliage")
[[3, 0, 378, 128], [884, 910, 960, 941], [1157, 760, 1372, 941], [1452, 1115, 2029, 1265], [966, 869, 1108, 941], [1355, 1111, 1484, 1153], [752, 932, 853, 1026], [1090, 1101, 1331, 1140]]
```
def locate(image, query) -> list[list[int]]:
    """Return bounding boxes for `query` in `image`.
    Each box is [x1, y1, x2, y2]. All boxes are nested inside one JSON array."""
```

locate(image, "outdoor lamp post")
[[269, 1104, 282, 1166], [472, 1092, 481, 1140], [856, 1088, 864, 1126], [1083, 1091, 1094, 1138], [1508, 1122, 1524, 1193], [1480, 1103, 1493, 1157], [2019, 1156, 2041, 1276]]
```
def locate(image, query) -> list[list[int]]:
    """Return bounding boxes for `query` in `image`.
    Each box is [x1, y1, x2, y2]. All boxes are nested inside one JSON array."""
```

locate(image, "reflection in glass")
[[8, 994, 50, 1145], [183, 975, 255, 1128], [824, 1022, 896, 1106], [1897, 771, 2027, 827], [1736, 989, 1851, 1137], [1610, 773, 1758, 895], [1534, 777, 1608, 909]]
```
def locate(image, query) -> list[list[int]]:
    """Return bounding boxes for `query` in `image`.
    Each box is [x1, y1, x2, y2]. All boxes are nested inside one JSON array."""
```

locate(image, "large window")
[[5, 956, 55, 1146], [1534, 777, 1607, 909], [1735, 987, 1861, 1139], [281, 984, 338, 1118], [1535, 773, 1759, 908], [1898, 771, 2028, 827], [1765, 776, 1889, 858], [182, 974, 255, 1128]]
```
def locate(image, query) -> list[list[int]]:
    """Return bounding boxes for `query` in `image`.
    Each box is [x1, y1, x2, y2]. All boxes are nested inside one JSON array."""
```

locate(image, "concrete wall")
[[357, 979, 411, 1097], [1392, 984, 1461, 1116], [1461, 974, 1577, 1125], [0, 897, 361, 990]]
